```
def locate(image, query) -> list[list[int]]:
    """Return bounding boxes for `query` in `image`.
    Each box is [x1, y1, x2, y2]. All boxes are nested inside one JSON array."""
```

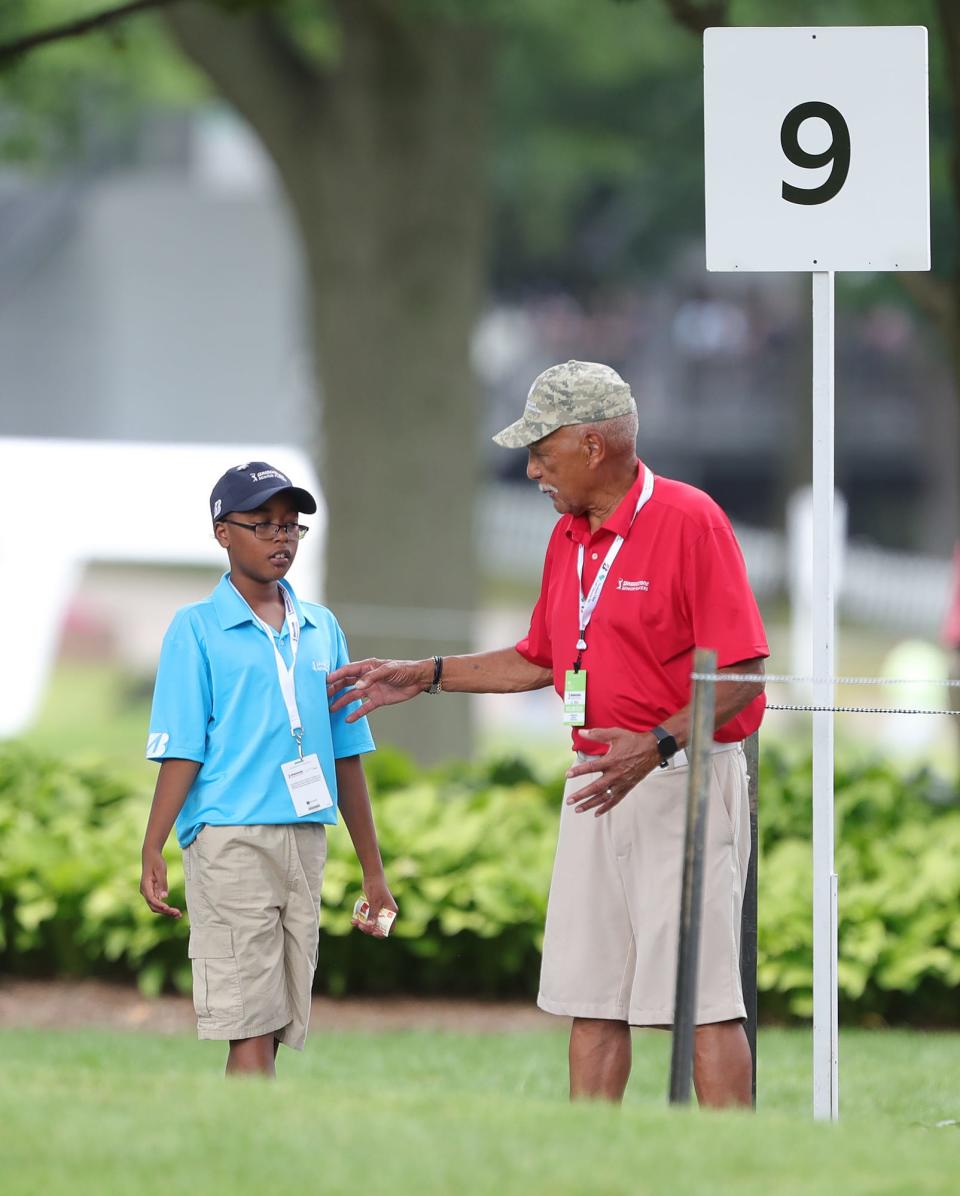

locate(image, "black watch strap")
[[651, 724, 679, 767]]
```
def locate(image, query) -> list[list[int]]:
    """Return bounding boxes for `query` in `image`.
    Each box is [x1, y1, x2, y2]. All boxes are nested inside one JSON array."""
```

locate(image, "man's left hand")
[[564, 727, 663, 817]]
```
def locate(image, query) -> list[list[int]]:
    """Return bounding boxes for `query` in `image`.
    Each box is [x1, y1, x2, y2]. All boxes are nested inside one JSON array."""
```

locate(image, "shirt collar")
[[280, 578, 316, 627], [212, 572, 316, 630], [565, 459, 647, 544]]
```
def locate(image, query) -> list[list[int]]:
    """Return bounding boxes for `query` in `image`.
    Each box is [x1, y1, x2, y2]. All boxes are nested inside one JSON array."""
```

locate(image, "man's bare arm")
[[328, 647, 553, 723], [658, 656, 767, 753]]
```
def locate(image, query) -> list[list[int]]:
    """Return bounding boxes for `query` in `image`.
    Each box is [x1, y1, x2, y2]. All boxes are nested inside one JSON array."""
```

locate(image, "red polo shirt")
[[515, 462, 769, 753]]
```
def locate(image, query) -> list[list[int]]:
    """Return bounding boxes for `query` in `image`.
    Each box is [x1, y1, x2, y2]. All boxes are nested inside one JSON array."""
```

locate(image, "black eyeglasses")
[[220, 519, 310, 541]]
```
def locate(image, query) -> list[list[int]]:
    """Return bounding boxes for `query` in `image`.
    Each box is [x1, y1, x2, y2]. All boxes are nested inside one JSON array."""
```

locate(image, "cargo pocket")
[[188, 924, 242, 1022]]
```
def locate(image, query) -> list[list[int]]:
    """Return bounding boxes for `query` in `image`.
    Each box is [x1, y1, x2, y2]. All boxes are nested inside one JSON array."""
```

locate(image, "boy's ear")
[[214, 522, 229, 549]]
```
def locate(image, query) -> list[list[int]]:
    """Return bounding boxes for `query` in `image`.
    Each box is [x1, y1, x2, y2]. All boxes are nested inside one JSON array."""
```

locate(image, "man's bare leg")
[[692, 1020, 752, 1108], [569, 1017, 632, 1102], [226, 1032, 277, 1077]]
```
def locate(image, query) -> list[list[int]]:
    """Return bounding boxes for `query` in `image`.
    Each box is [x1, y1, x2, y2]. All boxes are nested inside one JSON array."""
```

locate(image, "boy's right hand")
[[140, 847, 182, 918]]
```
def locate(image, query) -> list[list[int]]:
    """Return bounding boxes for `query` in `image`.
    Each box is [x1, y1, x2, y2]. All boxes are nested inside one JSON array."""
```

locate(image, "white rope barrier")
[[766, 704, 960, 716], [690, 672, 960, 687], [689, 671, 960, 716]]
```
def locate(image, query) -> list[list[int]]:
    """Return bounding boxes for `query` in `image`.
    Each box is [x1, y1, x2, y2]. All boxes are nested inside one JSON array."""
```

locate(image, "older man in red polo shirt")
[[329, 360, 768, 1108]]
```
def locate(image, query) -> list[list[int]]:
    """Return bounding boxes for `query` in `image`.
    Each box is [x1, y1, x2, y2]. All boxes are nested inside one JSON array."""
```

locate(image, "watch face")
[[657, 734, 678, 759]]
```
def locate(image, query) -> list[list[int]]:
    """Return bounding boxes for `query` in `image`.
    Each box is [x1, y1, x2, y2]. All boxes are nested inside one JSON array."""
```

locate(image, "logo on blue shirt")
[[146, 731, 170, 757]]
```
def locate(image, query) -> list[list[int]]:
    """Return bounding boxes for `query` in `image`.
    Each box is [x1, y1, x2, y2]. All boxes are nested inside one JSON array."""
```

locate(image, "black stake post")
[[669, 647, 717, 1106], [741, 731, 760, 1106]]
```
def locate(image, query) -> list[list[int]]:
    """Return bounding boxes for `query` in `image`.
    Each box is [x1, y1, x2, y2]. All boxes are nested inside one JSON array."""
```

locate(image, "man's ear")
[[213, 522, 229, 549], [583, 430, 606, 466]]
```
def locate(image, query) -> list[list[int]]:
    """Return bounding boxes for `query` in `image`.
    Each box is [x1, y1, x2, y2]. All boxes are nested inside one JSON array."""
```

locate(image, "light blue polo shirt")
[[146, 573, 375, 848]]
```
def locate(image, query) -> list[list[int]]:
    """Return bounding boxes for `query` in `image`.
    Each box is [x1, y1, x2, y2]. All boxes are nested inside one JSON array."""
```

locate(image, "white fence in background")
[[479, 484, 953, 636], [0, 447, 951, 742]]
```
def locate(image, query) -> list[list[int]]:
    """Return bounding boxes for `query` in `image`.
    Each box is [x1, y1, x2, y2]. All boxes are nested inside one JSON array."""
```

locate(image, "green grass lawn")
[[3, 1027, 959, 1195]]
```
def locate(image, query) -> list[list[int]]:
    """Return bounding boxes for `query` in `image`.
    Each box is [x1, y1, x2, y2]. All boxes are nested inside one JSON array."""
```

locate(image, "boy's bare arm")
[[335, 755, 397, 938], [140, 758, 201, 918]]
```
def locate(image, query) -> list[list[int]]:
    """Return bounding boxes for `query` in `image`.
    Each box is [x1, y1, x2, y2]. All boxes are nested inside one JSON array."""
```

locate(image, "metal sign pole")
[[669, 647, 717, 1106], [811, 269, 839, 1121], [741, 731, 760, 1106]]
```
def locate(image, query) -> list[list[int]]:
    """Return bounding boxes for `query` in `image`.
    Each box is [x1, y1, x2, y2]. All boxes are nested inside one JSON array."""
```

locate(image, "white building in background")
[[0, 110, 314, 446], [0, 438, 324, 739], [0, 116, 334, 741]]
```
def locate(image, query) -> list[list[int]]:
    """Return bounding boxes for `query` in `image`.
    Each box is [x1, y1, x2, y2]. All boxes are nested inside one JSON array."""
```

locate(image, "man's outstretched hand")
[[327, 658, 430, 722]]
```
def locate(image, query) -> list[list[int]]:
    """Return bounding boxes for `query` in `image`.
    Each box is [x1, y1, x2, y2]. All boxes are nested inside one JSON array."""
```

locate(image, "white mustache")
[[539, 484, 559, 495]]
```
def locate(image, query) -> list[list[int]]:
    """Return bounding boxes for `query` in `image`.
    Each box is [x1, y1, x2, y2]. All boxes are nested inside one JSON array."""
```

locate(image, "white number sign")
[[704, 26, 930, 272]]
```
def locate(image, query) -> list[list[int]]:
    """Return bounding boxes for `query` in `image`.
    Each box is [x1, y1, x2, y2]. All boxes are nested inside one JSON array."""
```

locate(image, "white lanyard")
[[575, 464, 654, 656], [235, 581, 305, 758]]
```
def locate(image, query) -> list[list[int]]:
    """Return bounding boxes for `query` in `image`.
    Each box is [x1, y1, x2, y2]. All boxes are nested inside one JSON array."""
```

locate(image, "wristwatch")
[[651, 725, 679, 768]]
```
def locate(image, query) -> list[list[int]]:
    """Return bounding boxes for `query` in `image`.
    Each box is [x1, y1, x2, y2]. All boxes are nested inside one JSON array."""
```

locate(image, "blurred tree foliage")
[[491, 0, 955, 303], [0, 2, 202, 165], [490, 0, 703, 291], [0, 1, 951, 291]]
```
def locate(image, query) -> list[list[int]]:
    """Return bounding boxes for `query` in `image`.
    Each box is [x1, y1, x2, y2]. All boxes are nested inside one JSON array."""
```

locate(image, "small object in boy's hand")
[[352, 897, 396, 937]]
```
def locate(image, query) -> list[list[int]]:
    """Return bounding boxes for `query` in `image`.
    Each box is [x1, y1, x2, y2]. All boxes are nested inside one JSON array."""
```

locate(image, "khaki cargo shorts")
[[538, 742, 749, 1026], [182, 823, 327, 1050]]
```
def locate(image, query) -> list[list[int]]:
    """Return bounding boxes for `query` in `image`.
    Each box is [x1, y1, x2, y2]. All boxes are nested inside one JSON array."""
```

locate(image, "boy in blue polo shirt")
[[139, 461, 396, 1076]]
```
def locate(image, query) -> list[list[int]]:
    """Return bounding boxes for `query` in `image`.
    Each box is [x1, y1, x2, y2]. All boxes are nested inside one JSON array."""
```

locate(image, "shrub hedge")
[[1, 742, 959, 1022]]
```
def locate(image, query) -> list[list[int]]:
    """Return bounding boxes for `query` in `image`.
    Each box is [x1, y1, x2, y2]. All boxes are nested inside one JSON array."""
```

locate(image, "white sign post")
[[704, 26, 929, 1121]]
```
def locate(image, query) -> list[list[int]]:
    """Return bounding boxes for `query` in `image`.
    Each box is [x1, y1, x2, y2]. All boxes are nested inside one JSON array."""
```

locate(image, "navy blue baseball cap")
[[210, 461, 317, 524]]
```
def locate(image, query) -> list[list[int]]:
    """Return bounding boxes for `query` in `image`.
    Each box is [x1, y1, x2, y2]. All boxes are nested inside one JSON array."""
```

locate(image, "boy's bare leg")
[[569, 1017, 632, 1102], [226, 1032, 277, 1077], [693, 1021, 753, 1108]]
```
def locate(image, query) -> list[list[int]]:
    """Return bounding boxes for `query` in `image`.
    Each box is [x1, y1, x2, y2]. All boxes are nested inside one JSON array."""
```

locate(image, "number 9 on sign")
[[781, 101, 850, 206], [703, 26, 929, 272]]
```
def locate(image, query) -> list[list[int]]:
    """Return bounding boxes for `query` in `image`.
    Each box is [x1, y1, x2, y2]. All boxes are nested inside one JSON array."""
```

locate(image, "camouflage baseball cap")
[[492, 360, 636, 449]]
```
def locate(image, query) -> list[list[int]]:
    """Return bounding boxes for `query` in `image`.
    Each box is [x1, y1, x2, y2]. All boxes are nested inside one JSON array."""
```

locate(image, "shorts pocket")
[[188, 923, 242, 1022], [709, 760, 737, 844]]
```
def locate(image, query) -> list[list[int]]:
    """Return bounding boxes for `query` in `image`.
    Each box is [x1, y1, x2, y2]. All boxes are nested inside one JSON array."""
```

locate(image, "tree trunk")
[[166, 2, 493, 762], [300, 5, 491, 762]]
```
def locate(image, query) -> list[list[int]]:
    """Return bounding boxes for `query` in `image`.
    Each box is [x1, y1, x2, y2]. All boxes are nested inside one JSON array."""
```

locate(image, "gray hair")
[[582, 412, 638, 456]]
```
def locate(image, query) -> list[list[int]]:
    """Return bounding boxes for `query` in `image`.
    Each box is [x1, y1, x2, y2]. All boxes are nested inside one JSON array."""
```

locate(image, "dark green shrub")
[[2, 741, 960, 1021]]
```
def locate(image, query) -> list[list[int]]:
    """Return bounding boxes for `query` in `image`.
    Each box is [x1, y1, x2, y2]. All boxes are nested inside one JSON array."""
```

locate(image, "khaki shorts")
[[182, 823, 327, 1050], [538, 743, 749, 1026]]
